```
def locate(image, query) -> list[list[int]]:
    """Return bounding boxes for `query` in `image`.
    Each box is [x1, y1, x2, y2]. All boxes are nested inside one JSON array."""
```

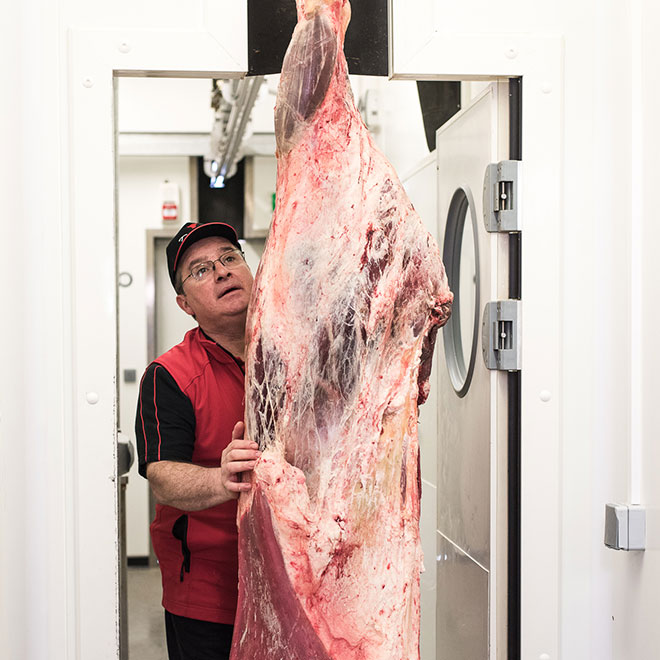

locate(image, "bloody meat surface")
[[231, 1, 452, 658]]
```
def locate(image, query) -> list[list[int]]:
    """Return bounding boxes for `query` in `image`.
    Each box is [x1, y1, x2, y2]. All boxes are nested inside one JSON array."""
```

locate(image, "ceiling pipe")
[[204, 76, 265, 187]]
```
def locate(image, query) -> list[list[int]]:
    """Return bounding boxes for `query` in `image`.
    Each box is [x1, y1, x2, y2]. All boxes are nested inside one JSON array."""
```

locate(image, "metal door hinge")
[[482, 300, 521, 371], [483, 160, 521, 232]]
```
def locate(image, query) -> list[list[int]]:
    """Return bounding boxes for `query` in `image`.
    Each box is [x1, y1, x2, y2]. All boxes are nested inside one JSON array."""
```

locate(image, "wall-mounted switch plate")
[[628, 506, 646, 550], [604, 503, 646, 551]]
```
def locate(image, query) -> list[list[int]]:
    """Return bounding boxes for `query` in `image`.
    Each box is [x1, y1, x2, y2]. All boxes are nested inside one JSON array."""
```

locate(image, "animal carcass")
[[231, 1, 452, 658]]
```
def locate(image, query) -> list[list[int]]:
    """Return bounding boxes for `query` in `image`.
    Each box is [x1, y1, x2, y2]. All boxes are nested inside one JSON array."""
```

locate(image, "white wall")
[[119, 78, 214, 133], [2, 2, 78, 657], [61, 0, 205, 30], [351, 75, 429, 177], [612, 3, 660, 657], [117, 155, 193, 556], [1, 5, 32, 657]]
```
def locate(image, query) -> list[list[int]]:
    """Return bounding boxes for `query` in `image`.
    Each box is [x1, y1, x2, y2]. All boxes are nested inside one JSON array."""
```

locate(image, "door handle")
[[117, 432, 135, 477]]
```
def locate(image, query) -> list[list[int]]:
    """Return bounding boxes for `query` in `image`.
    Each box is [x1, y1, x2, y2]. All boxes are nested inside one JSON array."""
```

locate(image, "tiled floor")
[[127, 565, 168, 660]]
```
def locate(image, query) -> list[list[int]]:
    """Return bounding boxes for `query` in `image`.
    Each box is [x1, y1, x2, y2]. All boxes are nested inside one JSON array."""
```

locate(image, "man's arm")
[[146, 422, 260, 511]]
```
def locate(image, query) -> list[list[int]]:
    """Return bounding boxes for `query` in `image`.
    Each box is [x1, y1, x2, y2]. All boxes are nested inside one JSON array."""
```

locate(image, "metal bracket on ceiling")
[[204, 76, 264, 188]]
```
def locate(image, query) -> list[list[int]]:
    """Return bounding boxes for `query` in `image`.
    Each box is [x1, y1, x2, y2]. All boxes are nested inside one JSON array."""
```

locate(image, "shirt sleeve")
[[134, 362, 196, 478]]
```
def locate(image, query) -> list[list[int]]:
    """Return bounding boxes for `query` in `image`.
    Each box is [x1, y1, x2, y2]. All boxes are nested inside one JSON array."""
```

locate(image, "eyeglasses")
[[181, 249, 245, 287]]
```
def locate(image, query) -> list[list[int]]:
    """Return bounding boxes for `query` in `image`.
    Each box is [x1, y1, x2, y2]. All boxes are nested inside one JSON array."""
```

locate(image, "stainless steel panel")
[[436, 533, 489, 660], [437, 362, 491, 567], [420, 482, 438, 660], [436, 89, 496, 570]]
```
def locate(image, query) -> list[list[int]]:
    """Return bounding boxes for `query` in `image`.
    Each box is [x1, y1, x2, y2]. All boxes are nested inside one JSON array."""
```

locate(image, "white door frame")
[[67, 8, 562, 659], [390, 7, 563, 659], [67, 12, 247, 657]]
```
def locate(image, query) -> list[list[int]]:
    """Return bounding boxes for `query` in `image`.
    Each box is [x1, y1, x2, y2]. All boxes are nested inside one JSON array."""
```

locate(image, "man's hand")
[[219, 421, 261, 500], [146, 421, 260, 511]]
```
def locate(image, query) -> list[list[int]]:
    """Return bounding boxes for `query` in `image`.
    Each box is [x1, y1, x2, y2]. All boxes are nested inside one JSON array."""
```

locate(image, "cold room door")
[[435, 81, 518, 660]]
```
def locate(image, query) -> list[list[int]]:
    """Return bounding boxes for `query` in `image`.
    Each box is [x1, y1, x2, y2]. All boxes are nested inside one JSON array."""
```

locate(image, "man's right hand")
[[219, 421, 261, 500], [146, 421, 260, 510]]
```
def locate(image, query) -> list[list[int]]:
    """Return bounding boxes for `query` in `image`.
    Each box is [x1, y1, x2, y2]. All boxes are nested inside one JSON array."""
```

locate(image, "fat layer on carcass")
[[230, 1, 452, 658]]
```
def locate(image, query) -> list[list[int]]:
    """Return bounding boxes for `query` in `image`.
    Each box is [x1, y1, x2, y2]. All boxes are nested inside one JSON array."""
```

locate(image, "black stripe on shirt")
[[135, 363, 196, 478]]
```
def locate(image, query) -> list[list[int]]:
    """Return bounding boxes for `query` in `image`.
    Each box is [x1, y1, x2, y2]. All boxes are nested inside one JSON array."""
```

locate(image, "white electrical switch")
[[604, 503, 646, 551], [628, 505, 646, 551]]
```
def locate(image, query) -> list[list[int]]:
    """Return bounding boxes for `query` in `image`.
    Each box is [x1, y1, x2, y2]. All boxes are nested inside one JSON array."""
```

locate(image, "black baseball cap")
[[166, 222, 241, 289]]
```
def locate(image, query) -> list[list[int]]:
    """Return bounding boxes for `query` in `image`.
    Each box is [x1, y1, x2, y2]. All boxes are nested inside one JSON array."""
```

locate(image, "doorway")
[[116, 77, 519, 660], [67, 20, 561, 659], [114, 72, 469, 660]]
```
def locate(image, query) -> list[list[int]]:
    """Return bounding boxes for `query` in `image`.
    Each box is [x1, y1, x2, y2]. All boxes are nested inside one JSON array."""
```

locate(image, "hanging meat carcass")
[[231, 1, 452, 658]]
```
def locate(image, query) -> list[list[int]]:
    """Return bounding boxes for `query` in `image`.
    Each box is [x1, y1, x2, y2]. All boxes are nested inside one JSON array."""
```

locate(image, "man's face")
[[175, 236, 254, 328]]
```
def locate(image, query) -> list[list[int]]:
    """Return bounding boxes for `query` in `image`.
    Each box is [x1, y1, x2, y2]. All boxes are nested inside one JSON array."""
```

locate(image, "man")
[[135, 221, 260, 660]]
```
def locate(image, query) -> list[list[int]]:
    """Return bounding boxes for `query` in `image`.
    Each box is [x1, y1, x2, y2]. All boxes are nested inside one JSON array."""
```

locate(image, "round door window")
[[442, 186, 480, 397]]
